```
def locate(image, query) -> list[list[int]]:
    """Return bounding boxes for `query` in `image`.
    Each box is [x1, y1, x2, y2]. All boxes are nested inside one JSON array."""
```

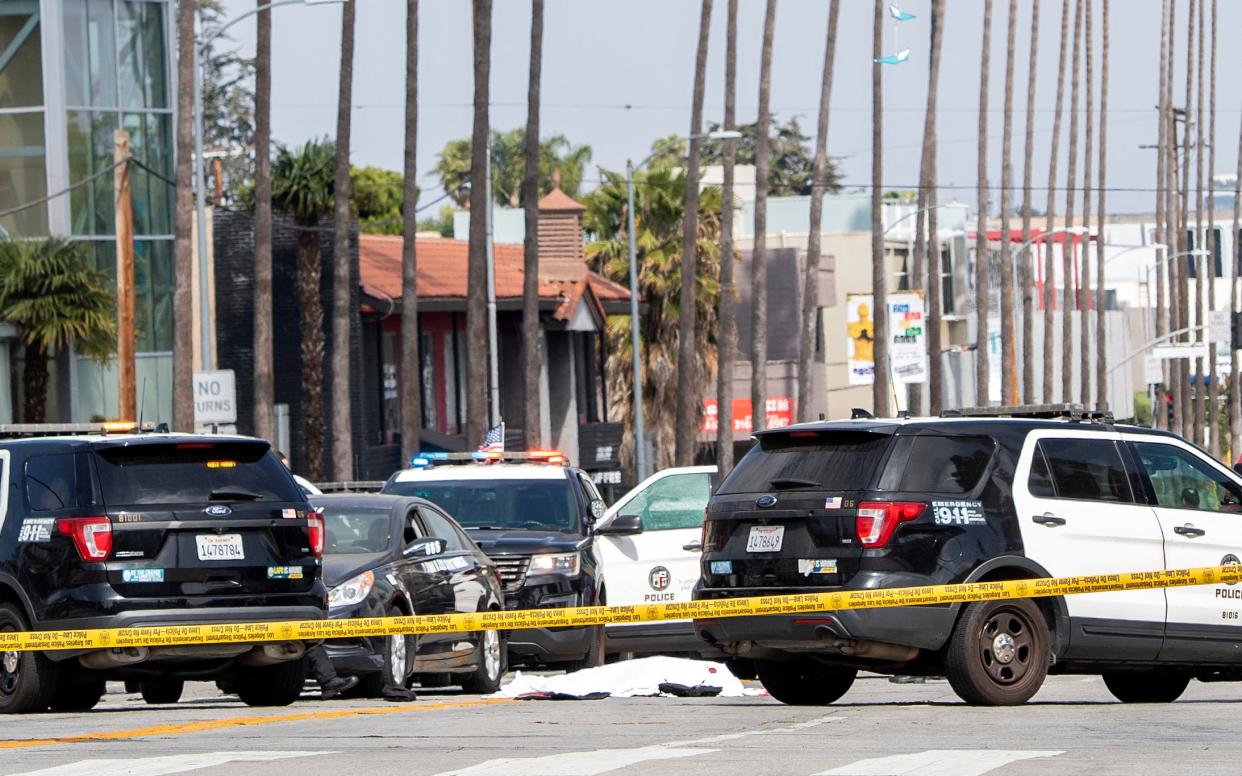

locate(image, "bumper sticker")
[[17, 518, 54, 543], [267, 566, 305, 580], [931, 500, 987, 526], [710, 560, 733, 575], [122, 569, 165, 583], [798, 559, 839, 576]]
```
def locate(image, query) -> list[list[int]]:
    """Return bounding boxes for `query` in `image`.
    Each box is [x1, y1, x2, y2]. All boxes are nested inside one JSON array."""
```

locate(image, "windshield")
[[386, 478, 578, 532], [95, 442, 303, 506], [718, 430, 893, 495], [322, 507, 393, 554]]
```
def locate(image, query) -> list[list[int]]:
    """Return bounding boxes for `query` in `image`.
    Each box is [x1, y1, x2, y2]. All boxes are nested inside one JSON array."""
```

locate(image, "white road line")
[[816, 749, 1063, 776], [6, 750, 327, 776], [430, 716, 841, 776]]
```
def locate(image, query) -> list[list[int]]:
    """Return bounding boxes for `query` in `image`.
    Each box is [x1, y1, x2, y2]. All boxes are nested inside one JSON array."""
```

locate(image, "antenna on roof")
[[851, 408, 875, 420], [138, 377, 148, 429]]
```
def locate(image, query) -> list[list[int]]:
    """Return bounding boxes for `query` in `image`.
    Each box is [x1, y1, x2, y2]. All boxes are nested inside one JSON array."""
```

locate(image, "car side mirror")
[[596, 514, 642, 535], [404, 537, 445, 557]]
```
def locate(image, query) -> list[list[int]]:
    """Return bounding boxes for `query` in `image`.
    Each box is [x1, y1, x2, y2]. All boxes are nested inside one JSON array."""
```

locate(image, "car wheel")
[[236, 658, 307, 707], [756, 659, 856, 705], [566, 625, 606, 672], [49, 677, 106, 712], [416, 673, 454, 689], [0, 603, 58, 714], [945, 599, 1050, 706], [725, 658, 758, 681], [462, 628, 507, 694], [140, 679, 185, 705], [1102, 672, 1191, 703]]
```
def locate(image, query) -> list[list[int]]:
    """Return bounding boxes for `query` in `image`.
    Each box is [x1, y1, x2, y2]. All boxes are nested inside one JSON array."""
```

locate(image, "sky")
[[215, 0, 1242, 217]]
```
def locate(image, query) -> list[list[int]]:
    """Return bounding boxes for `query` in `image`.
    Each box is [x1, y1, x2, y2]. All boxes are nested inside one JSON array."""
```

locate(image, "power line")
[[0, 160, 127, 221]]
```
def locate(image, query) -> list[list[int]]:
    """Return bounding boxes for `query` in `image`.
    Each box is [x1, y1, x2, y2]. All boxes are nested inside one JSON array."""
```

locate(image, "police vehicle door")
[[595, 469, 713, 611], [1013, 430, 1166, 656], [1124, 435, 1242, 662]]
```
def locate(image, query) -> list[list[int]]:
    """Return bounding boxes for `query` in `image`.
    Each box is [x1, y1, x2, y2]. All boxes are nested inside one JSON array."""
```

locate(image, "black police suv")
[[0, 428, 326, 713], [312, 494, 506, 694], [696, 405, 1242, 706], [383, 452, 609, 669]]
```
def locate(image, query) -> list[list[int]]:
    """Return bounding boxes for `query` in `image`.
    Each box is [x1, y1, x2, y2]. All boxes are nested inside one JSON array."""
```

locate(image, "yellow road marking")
[[0, 697, 511, 750]]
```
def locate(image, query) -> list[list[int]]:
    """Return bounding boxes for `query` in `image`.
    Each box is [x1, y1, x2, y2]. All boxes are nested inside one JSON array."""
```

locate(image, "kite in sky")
[[875, 4, 915, 64], [889, 4, 916, 21], [875, 49, 911, 65]]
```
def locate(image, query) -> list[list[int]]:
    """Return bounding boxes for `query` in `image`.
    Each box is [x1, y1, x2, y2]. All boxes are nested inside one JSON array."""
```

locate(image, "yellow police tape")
[[3, 564, 1240, 652]]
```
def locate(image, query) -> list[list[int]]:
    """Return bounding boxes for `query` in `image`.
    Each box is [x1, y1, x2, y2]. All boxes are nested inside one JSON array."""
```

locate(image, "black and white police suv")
[[694, 405, 1242, 706], [0, 424, 326, 713]]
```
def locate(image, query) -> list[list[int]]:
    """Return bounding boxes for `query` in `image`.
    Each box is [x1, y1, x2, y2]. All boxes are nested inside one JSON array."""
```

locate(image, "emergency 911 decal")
[[932, 501, 986, 526], [17, 518, 53, 543]]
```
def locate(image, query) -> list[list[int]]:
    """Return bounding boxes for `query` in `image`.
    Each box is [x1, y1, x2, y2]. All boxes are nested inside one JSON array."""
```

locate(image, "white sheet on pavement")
[[494, 656, 748, 698]]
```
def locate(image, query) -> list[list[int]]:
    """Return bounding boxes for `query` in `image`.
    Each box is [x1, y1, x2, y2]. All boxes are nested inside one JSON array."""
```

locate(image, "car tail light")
[[307, 511, 325, 557], [56, 516, 113, 560], [855, 501, 925, 548]]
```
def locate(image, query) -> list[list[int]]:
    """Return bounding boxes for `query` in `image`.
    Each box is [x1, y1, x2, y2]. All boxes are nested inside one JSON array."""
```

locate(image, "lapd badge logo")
[[649, 566, 671, 592], [1223, 554, 1240, 587]]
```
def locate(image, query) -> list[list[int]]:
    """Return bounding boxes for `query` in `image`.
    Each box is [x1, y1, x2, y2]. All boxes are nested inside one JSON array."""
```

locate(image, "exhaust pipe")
[[237, 641, 306, 666], [79, 647, 149, 670], [828, 637, 919, 663]]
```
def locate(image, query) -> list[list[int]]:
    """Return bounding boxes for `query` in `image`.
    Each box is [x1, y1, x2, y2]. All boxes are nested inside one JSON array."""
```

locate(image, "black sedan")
[[310, 494, 507, 695]]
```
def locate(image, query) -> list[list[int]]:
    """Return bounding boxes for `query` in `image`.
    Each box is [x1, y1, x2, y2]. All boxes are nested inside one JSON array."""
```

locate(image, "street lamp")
[[626, 129, 741, 482], [192, 0, 346, 373]]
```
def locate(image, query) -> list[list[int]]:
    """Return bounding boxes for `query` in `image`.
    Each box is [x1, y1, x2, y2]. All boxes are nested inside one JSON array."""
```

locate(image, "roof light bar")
[[409, 450, 569, 468]]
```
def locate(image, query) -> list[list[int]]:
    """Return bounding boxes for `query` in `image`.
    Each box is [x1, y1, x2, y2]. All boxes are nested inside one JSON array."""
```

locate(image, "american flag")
[[479, 422, 505, 453]]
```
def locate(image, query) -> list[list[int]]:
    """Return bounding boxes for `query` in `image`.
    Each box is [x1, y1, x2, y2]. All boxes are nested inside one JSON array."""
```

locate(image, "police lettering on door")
[[645, 566, 674, 602]]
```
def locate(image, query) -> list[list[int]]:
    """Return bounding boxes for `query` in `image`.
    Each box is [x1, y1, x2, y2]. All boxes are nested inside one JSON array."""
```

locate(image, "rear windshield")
[[322, 507, 392, 554], [877, 435, 995, 494], [717, 431, 893, 495], [94, 442, 302, 506], [385, 478, 578, 533]]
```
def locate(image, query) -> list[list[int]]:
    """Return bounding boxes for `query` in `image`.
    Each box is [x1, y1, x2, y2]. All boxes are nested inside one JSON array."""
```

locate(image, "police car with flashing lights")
[[382, 450, 610, 669], [695, 404, 1242, 707]]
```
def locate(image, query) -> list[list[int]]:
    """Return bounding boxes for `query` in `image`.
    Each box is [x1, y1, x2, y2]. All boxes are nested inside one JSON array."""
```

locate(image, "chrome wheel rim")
[[482, 630, 501, 681], [0, 651, 17, 696], [389, 634, 408, 686]]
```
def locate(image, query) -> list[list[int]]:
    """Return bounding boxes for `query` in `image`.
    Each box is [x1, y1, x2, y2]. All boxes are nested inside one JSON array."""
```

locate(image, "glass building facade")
[[0, 0, 175, 422]]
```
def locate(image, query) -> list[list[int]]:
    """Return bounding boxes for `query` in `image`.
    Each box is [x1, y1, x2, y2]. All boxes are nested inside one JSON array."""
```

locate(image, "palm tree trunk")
[[799, 0, 840, 423], [925, 0, 946, 414], [172, 0, 196, 432], [1207, 0, 1218, 456], [751, 0, 776, 429], [999, 0, 1017, 405], [1179, 0, 1195, 440], [466, 0, 492, 447], [521, 0, 544, 450], [298, 229, 325, 481], [675, 0, 713, 466], [1079, 0, 1093, 406], [1095, 0, 1109, 411], [716, 0, 738, 474], [330, 0, 356, 481], [1042, 0, 1071, 404], [1168, 0, 1182, 434], [1231, 101, 1241, 458], [973, 0, 993, 407], [252, 0, 274, 444], [1020, 0, 1040, 405], [1193, 0, 1205, 445], [1153, 0, 1169, 428], [400, 0, 421, 463], [870, 0, 888, 417], [22, 342, 48, 424], [1061, 0, 1082, 404]]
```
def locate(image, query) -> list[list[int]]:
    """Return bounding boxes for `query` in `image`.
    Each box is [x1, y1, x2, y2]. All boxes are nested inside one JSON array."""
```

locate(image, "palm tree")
[[1095, 0, 1109, 411], [1020, 0, 1041, 404], [173, 0, 195, 431], [1206, 0, 1218, 455], [0, 239, 116, 423], [1167, 0, 1181, 434], [435, 131, 591, 209], [999, 0, 1017, 405], [716, 0, 738, 474], [466, 0, 492, 447], [584, 168, 722, 478], [675, 0, 714, 466], [1042, 0, 1071, 404], [400, 0, 421, 463], [1079, 0, 1093, 406], [924, 0, 947, 414], [522, 0, 544, 450], [252, 0, 275, 444], [1231, 95, 1241, 456], [1179, 0, 1194, 440], [271, 139, 335, 480], [799, 0, 840, 423], [1061, 0, 1082, 404], [870, 0, 888, 417], [1153, 0, 1169, 428], [1193, 0, 1205, 443], [752, 0, 776, 429], [330, 0, 356, 481], [974, 0, 993, 407]]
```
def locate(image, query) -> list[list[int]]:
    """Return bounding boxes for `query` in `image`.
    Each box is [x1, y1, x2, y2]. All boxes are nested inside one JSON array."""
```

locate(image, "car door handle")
[[1032, 514, 1067, 527], [682, 541, 703, 552], [1174, 524, 1206, 538]]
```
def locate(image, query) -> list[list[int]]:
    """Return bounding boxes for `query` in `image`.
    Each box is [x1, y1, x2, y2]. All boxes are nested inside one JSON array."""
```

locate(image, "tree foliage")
[[350, 165, 407, 235], [271, 139, 335, 225], [435, 129, 592, 208], [199, 0, 255, 202]]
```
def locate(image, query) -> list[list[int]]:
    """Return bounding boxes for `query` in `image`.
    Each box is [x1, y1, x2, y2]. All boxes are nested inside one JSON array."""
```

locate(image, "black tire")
[[945, 599, 1050, 706], [565, 625, 606, 672], [139, 679, 184, 705], [236, 658, 307, 707], [462, 628, 506, 694], [416, 673, 454, 689], [49, 677, 105, 712], [756, 659, 856, 705], [725, 658, 758, 681], [1102, 672, 1191, 703], [0, 603, 58, 714]]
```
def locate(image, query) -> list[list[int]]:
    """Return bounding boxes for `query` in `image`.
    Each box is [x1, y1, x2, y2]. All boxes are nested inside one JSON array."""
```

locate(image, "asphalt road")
[[1, 673, 1239, 775]]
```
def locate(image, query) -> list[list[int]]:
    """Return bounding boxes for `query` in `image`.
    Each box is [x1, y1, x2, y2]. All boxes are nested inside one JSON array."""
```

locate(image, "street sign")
[[1144, 356, 1164, 385], [1150, 344, 1209, 361], [194, 370, 237, 425], [1210, 310, 1231, 343]]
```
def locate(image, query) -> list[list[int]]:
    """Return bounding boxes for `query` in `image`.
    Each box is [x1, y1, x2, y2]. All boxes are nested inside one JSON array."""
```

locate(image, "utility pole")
[[113, 130, 137, 421]]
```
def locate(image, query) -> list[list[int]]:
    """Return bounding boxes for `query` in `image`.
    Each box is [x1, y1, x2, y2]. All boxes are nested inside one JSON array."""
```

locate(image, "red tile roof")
[[537, 187, 587, 212]]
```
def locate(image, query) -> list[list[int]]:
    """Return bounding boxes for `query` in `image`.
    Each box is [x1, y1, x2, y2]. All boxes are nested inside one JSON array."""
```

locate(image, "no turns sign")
[[194, 370, 237, 425]]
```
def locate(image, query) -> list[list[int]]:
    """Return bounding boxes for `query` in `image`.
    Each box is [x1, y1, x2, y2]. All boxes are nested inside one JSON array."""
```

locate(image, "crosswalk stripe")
[[5, 750, 326, 776], [816, 749, 1063, 776]]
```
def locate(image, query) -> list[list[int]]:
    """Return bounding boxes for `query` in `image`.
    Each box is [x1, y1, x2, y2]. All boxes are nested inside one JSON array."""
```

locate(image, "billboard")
[[846, 292, 927, 385], [701, 397, 793, 434]]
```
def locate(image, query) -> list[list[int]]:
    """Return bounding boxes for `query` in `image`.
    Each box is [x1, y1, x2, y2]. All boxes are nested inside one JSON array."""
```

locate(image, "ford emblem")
[[204, 505, 232, 517], [756, 495, 778, 509]]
